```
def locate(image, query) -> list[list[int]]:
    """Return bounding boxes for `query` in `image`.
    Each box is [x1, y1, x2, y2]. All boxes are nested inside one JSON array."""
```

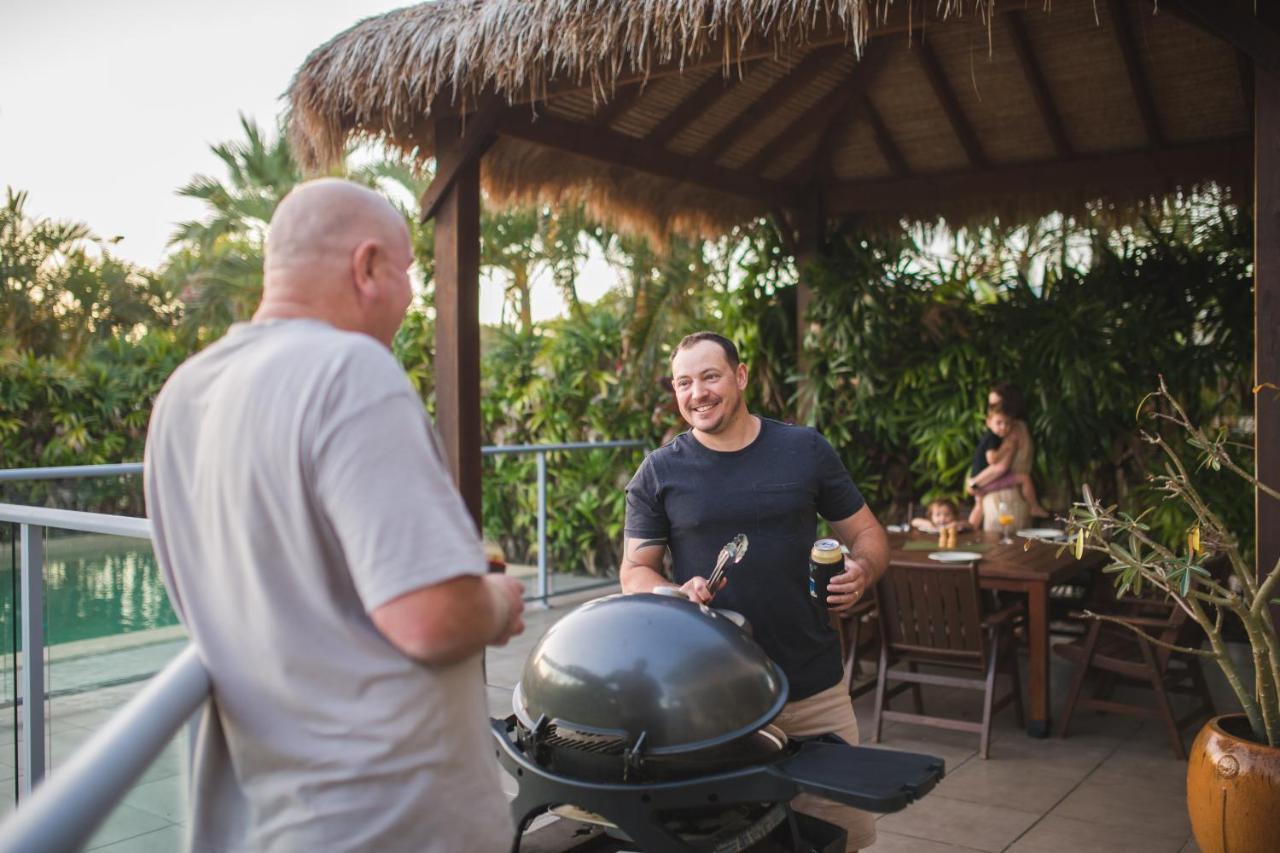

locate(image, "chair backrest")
[[876, 561, 988, 667]]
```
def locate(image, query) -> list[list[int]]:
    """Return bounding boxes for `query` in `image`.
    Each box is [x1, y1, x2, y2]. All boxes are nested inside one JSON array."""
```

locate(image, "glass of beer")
[[997, 500, 1015, 545]]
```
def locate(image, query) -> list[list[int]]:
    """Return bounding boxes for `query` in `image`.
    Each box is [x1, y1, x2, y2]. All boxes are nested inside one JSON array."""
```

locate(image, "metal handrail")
[[0, 504, 150, 539], [0, 442, 647, 482], [0, 646, 209, 853]]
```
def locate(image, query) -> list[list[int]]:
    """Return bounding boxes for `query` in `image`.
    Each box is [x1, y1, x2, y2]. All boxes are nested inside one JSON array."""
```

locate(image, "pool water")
[[1, 535, 179, 648]]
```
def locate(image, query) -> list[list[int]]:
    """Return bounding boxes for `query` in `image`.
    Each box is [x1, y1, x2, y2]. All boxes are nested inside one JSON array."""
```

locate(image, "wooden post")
[[792, 193, 824, 423], [433, 116, 484, 528], [1256, 61, 1280, 629]]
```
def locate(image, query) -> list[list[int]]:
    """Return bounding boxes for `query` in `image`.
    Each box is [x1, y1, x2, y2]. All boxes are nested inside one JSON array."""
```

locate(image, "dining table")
[[885, 528, 1108, 737]]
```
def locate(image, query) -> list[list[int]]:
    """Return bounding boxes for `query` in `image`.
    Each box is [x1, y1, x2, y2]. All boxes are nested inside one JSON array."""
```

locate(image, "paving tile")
[[1087, 746, 1190, 796], [1008, 814, 1188, 853], [88, 824, 185, 852], [875, 793, 1040, 852], [933, 756, 1082, 813], [975, 732, 1117, 780], [122, 775, 186, 823], [869, 829, 988, 852], [1049, 779, 1190, 839], [83, 802, 172, 849]]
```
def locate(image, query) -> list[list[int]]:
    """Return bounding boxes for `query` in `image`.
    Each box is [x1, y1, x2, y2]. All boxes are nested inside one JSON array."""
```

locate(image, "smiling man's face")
[[671, 340, 748, 435]]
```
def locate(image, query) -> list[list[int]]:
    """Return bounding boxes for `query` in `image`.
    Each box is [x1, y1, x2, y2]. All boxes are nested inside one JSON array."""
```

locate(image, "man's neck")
[[692, 412, 760, 453]]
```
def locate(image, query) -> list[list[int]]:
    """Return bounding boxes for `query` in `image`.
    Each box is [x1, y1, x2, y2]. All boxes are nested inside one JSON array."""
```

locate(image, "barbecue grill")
[[495, 594, 945, 852]]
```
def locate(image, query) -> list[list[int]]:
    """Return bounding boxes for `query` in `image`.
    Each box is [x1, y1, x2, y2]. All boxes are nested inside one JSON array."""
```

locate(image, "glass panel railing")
[[0, 524, 18, 819], [38, 529, 188, 848]]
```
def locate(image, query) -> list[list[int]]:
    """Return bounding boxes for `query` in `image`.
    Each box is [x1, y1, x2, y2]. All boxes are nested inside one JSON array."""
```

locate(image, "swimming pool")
[[1, 533, 179, 647]]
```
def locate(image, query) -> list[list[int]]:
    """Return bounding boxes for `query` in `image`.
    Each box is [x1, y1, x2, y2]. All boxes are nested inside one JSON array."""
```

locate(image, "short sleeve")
[[313, 392, 486, 612], [624, 455, 670, 540], [813, 431, 865, 522]]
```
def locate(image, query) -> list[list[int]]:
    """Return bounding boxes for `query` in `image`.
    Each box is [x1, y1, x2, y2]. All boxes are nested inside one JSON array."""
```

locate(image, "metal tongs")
[[707, 533, 749, 592]]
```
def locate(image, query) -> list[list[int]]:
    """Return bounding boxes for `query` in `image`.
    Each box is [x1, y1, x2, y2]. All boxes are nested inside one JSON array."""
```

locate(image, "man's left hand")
[[825, 555, 872, 613]]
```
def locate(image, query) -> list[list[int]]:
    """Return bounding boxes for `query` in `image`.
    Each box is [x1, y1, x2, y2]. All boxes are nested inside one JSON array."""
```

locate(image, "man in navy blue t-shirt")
[[621, 331, 887, 851]]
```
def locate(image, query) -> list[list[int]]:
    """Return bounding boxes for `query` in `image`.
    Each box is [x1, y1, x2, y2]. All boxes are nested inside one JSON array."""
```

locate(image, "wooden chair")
[[1054, 598, 1215, 758], [871, 560, 1024, 759]]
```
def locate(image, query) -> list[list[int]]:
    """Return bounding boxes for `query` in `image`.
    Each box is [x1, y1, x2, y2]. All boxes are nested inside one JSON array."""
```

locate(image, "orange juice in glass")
[[997, 500, 1015, 544]]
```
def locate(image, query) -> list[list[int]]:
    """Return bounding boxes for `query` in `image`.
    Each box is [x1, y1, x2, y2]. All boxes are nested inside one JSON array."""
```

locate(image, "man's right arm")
[[620, 536, 719, 604], [371, 573, 524, 667]]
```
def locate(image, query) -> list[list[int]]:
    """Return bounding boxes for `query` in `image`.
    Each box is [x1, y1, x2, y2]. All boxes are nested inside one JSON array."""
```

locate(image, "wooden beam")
[[697, 46, 845, 163], [646, 72, 738, 149], [497, 113, 785, 203], [1005, 10, 1073, 158], [419, 102, 501, 222], [1106, 0, 1165, 147], [863, 97, 910, 177], [592, 81, 646, 128], [1165, 0, 1280, 76], [914, 37, 988, 168], [1254, 62, 1280, 630], [746, 42, 892, 177], [433, 116, 483, 527], [1238, 50, 1255, 122], [826, 139, 1252, 214]]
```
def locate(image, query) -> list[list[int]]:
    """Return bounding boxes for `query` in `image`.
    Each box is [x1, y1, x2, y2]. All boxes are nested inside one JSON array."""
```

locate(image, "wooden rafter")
[[863, 97, 910, 178], [914, 37, 987, 168], [745, 42, 892, 177], [646, 72, 738, 149], [1106, 0, 1164, 147], [827, 138, 1250, 214], [1005, 10, 1073, 158], [696, 45, 844, 163], [419, 101, 502, 222], [1239, 51, 1255, 122], [497, 113, 785, 203], [834, 138, 1251, 216]]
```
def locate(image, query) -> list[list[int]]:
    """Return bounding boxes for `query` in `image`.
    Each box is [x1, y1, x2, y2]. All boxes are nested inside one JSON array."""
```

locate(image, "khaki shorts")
[[771, 683, 877, 852]]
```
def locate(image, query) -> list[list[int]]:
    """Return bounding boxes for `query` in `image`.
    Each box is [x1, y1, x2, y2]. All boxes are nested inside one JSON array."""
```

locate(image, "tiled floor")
[[4, 588, 1220, 851]]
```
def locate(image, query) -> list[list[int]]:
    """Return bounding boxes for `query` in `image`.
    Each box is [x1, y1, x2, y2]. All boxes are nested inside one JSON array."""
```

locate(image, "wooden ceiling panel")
[[1029, 0, 1148, 154], [925, 17, 1057, 164], [829, 115, 894, 183], [610, 69, 720, 138], [667, 54, 803, 157], [1137, 5, 1251, 144], [720, 50, 859, 171], [863, 40, 970, 174]]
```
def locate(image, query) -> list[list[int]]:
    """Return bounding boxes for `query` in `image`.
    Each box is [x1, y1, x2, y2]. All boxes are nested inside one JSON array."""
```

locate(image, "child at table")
[[910, 498, 968, 533], [966, 401, 1048, 527]]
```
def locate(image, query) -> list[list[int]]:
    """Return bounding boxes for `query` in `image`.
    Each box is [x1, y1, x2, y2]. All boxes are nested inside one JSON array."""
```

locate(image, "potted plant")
[[1066, 378, 1279, 853]]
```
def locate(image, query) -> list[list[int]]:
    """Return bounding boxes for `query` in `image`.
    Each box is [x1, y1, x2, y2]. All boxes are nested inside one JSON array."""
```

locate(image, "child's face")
[[988, 412, 1011, 437], [929, 504, 956, 526]]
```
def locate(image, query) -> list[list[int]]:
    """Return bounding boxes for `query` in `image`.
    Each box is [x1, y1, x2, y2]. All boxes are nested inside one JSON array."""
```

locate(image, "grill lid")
[[514, 593, 788, 754]]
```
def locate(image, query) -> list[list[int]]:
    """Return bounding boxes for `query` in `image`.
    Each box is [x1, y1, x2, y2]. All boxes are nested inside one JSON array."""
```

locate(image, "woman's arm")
[[969, 433, 1019, 488]]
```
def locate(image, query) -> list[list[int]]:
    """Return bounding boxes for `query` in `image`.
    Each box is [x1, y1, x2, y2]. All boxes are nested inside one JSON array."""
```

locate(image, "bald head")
[[256, 178, 414, 346]]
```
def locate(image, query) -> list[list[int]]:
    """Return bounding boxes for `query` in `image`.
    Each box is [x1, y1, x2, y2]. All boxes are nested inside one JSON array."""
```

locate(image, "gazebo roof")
[[286, 0, 1255, 240]]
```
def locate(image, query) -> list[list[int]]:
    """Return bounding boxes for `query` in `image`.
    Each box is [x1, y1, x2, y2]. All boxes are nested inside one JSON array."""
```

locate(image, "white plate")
[[928, 551, 982, 563], [1017, 528, 1066, 540]]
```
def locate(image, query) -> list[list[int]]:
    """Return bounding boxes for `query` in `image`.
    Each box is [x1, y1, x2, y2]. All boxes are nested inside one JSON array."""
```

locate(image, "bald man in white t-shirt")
[[145, 179, 522, 852]]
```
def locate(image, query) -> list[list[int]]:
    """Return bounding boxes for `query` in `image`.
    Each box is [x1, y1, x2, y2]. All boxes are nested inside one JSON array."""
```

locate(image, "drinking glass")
[[997, 500, 1015, 545]]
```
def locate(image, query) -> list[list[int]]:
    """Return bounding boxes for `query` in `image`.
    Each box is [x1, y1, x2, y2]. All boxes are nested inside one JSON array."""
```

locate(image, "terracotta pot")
[[1186, 714, 1280, 853]]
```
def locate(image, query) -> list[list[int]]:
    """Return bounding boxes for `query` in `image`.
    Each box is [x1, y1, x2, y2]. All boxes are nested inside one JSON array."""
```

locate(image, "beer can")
[[808, 538, 843, 605]]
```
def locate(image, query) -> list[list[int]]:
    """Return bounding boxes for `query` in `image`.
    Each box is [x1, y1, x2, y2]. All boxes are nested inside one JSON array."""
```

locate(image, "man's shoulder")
[[759, 417, 824, 447]]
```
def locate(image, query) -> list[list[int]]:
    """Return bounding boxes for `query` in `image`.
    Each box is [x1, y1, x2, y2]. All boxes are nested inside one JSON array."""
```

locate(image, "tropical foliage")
[[0, 113, 1254, 577]]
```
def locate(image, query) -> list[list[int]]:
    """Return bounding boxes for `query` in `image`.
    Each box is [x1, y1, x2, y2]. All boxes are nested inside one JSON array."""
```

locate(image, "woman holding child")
[[965, 383, 1048, 529]]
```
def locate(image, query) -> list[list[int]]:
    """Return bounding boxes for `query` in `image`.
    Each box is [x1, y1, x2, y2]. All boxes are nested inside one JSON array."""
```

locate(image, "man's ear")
[[736, 362, 748, 389], [351, 239, 379, 300]]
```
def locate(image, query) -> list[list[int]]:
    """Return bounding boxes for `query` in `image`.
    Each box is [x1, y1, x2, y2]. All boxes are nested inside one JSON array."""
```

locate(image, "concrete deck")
[[2, 586, 1216, 852]]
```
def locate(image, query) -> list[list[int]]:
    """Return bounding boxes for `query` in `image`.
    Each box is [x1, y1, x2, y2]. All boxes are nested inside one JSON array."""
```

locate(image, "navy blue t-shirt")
[[624, 417, 865, 700], [972, 430, 1001, 477]]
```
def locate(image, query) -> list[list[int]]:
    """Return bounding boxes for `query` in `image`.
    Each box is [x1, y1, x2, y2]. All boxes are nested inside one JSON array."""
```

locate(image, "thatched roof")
[[286, 0, 1254, 241]]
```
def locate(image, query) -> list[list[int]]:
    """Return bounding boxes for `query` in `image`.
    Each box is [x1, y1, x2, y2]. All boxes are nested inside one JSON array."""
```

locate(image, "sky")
[[0, 0, 614, 324]]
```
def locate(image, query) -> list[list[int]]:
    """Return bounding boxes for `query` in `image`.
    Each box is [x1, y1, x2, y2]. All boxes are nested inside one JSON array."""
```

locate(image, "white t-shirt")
[[144, 318, 513, 852]]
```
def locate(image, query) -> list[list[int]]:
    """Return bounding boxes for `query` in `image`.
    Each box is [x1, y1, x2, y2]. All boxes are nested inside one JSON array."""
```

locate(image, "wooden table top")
[[887, 529, 1107, 583]]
